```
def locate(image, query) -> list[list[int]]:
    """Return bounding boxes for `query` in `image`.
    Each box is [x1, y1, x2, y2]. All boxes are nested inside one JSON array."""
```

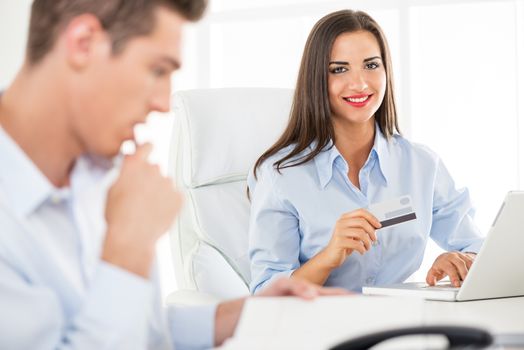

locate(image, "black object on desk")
[[330, 325, 493, 350]]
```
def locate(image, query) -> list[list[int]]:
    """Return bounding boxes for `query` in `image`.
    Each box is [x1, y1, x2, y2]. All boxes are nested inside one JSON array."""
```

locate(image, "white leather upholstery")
[[168, 88, 293, 300]]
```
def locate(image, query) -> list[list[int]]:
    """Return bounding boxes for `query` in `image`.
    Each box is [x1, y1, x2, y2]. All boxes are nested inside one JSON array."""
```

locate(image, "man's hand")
[[426, 251, 477, 287], [102, 143, 183, 278], [214, 278, 348, 346]]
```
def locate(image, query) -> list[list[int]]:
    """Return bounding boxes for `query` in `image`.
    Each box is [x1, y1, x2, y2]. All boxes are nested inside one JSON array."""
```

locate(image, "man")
[[0, 1, 344, 349]]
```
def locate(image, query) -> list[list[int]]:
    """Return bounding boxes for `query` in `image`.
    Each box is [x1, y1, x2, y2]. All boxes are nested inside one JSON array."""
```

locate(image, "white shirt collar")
[[0, 125, 119, 218], [0, 126, 53, 217]]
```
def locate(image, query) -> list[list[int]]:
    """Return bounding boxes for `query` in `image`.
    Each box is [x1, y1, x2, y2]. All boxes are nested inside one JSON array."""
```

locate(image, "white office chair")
[[166, 88, 293, 303]]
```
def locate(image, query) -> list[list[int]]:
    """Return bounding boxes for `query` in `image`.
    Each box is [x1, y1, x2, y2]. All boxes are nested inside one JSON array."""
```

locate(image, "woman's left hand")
[[426, 251, 477, 287]]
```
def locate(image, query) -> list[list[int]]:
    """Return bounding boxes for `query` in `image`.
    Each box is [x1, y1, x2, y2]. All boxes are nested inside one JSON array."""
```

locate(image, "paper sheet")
[[219, 295, 426, 350]]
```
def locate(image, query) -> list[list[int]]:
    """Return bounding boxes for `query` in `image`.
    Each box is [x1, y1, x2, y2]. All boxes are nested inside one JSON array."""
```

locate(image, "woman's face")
[[328, 30, 386, 127]]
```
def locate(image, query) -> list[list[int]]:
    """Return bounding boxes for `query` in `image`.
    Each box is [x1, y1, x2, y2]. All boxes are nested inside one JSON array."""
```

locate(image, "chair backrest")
[[169, 88, 293, 299]]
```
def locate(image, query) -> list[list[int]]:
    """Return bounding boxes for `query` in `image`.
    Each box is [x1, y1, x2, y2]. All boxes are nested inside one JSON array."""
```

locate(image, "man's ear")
[[63, 14, 110, 70]]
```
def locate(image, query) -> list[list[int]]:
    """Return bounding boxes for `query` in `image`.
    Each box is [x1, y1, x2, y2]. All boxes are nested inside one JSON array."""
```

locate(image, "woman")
[[248, 9, 483, 293]]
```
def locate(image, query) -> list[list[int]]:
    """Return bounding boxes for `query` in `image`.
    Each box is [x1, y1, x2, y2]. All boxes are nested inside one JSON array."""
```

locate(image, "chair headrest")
[[172, 88, 293, 187]]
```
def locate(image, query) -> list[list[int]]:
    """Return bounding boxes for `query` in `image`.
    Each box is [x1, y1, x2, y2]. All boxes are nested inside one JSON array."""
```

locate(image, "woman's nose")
[[347, 70, 368, 92]]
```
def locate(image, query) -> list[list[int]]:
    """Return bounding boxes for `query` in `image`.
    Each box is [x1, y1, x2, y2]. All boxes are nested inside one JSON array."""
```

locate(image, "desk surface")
[[424, 296, 524, 334], [220, 295, 524, 350]]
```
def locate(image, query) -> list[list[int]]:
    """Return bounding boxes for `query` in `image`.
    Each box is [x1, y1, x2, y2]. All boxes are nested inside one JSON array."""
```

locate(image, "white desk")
[[219, 295, 524, 349], [424, 297, 524, 334]]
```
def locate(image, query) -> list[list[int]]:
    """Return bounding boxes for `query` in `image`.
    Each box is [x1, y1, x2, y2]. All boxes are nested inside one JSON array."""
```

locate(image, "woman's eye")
[[366, 62, 380, 69], [330, 66, 348, 74]]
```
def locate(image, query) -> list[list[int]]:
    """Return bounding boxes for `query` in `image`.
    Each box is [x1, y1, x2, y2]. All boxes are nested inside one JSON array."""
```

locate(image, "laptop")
[[363, 191, 524, 301]]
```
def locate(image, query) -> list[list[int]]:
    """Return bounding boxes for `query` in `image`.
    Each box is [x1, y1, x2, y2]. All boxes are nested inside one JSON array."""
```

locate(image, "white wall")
[[0, 1, 32, 87]]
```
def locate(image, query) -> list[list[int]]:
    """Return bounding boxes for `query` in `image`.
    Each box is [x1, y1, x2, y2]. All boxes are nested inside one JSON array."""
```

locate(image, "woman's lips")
[[342, 94, 372, 108]]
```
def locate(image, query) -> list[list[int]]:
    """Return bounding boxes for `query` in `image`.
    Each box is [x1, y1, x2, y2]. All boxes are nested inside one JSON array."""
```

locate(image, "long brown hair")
[[253, 9, 400, 178]]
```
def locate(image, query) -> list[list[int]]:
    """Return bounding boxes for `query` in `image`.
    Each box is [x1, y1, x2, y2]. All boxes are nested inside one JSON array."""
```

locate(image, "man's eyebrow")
[[160, 56, 181, 70]]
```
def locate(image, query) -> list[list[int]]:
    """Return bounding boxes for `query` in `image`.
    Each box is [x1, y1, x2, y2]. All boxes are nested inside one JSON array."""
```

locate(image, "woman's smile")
[[342, 93, 373, 108]]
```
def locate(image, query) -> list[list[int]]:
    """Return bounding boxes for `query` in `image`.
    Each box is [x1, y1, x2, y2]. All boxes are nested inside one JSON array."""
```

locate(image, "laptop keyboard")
[[422, 283, 460, 290]]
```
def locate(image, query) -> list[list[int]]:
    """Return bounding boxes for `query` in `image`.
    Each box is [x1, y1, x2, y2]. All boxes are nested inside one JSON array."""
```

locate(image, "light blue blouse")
[[248, 128, 484, 293]]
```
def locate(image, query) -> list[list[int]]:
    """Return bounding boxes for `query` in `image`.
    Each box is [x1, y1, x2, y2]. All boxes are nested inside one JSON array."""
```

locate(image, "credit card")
[[368, 195, 417, 228]]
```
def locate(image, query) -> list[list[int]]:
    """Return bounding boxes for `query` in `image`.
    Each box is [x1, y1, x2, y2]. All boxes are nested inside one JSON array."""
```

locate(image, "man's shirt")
[[0, 126, 215, 350], [248, 129, 484, 293]]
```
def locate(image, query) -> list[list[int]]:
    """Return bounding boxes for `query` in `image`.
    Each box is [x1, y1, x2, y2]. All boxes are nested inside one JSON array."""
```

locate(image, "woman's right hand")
[[319, 209, 381, 269]]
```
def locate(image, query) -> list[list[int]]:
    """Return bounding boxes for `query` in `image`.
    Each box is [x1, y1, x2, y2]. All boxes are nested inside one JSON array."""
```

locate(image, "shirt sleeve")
[[247, 163, 301, 294], [168, 303, 217, 350], [0, 259, 154, 350], [430, 158, 484, 253]]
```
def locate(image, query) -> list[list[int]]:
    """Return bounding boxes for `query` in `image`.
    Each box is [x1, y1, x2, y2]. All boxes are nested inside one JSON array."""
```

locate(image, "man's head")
[[25, 0, 206, 158], [27, 0, 207, 65]]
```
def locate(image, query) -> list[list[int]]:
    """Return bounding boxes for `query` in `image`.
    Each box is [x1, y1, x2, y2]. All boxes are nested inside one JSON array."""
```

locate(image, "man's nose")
[[150, 84, 171, 113]]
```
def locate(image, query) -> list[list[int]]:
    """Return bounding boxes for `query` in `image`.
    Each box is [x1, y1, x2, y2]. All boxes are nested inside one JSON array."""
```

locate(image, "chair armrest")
[[165, 289, 224, 306]]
